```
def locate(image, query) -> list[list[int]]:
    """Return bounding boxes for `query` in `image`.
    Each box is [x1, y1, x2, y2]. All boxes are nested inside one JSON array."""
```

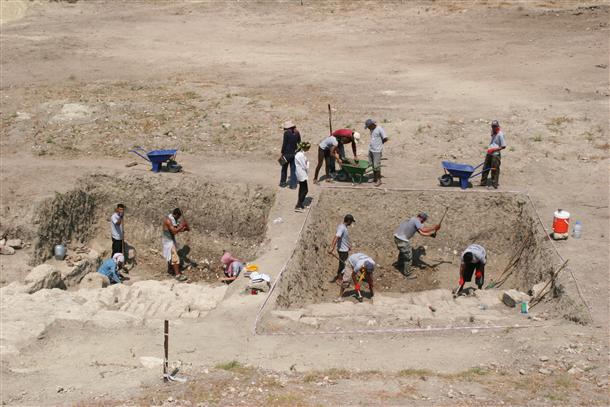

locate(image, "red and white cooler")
[[552, 209, 570, 240]]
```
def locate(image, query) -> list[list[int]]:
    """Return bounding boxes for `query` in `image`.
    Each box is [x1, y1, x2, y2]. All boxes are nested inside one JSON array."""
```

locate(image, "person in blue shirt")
[[97, 253, 125, 284]]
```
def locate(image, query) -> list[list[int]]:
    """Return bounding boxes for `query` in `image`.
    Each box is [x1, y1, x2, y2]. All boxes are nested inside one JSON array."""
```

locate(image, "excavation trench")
[[32, 173, 275, 283], [259, 189, 587, 334]]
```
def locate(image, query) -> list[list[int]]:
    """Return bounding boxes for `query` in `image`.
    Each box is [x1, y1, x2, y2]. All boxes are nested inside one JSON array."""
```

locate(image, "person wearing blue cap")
[[393, 212, 440, 278], [364, 119, 389, 186]]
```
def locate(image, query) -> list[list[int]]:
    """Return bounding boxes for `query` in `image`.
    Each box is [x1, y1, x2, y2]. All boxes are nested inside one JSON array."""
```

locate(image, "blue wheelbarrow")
[[129, 146, 181, 173], [439, 160, 488, 189]]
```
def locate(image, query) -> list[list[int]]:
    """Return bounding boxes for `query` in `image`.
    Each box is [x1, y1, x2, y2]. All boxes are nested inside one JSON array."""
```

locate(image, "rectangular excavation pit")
[[260, 189, 587, 334], [32, 173, 275, 284]]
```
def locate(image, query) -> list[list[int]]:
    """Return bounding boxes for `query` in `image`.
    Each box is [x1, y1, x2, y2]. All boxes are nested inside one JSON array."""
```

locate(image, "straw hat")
[[283, 120, 296, 129]]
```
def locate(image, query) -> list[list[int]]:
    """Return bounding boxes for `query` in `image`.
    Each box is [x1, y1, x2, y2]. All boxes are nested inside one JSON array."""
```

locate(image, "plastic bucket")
[[553, 209, 570, 235]]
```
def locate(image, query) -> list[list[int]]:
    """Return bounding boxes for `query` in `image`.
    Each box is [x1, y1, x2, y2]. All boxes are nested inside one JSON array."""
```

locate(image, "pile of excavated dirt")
[[274, 189, 560, 308], [30, 172, 275, 283]]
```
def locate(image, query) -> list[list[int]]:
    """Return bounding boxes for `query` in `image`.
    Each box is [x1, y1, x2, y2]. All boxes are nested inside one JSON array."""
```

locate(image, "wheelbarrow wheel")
[[439, 174, 453, 187], [336, 171, 349, 182]]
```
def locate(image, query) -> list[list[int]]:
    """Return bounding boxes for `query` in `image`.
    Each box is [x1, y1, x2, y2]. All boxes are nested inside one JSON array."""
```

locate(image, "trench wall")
[[32, 173, 275, 267], [275, 190, 559, 308]]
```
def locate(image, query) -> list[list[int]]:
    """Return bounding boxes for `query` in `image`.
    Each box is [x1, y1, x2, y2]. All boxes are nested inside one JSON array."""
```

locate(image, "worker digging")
[[329, 128, 360, 173], [162, 208, 190, 282], [313, 133, 341, 184], [96, 253, 125, 285], [335, 252, 376, 303], [456, 244, 487, 295], [393, 212, 441, 279]]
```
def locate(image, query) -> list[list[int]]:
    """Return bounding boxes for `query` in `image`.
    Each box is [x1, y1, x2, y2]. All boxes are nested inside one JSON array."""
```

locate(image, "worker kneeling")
[[336, 252, 375, 303], [457, 244, 486, 294]]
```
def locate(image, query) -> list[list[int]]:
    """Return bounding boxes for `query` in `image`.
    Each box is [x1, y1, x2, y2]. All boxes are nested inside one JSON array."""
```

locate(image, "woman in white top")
[[294, 142, 311, 212]]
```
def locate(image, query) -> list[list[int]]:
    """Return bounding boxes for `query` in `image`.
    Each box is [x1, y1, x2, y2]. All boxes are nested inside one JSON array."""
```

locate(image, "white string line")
[[261, 323, 549, 336], [525, 194, 593, 320]]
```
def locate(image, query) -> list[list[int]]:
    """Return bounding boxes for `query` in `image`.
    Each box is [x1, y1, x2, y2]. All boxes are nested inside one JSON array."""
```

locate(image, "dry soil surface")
[[0, 1, 608, 406]]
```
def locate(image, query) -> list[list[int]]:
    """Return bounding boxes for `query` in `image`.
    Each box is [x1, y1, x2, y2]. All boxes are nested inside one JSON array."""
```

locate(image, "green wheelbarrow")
[[336, 159, 373, 184]]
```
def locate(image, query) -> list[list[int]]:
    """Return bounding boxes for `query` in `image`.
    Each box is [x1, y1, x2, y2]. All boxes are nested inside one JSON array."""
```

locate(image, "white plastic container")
[[572, 221, 582, 239]]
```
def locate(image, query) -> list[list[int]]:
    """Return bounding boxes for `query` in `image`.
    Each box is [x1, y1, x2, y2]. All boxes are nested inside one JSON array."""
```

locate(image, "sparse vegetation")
[[546, 116, 574, 132], [398, 368, 433, 377]]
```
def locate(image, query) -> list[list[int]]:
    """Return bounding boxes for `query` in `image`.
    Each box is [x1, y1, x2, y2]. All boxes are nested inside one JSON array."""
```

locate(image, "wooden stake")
[[163, 320, 169, 381]]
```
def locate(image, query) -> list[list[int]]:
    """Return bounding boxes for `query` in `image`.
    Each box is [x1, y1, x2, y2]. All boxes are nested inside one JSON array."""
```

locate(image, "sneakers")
[[294, 207, 304, 213], [175, 274, 187, 282]]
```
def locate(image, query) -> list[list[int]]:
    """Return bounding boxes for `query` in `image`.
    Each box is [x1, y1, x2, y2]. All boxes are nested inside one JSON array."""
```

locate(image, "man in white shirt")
[[328, 214, 355, 283], [365, 119, 389, 187], [110, 204, 125, 256], [313, 135, 342, 184]]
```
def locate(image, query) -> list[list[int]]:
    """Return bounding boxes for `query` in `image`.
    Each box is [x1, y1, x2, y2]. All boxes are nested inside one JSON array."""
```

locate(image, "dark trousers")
[[330, 143, 346, 173], [481, 154, 501, 186], [296, 181, 308, 209], [280, 154, 297, 188], [112, 238, 123, 256], [463, 263, 485, 289], [337, 250, 349, 276]]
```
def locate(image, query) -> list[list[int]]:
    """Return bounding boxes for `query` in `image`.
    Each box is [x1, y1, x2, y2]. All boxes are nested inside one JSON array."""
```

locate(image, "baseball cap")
[[364, 119, 376, 128], [113, 253, 125, 264], [418, 212, 428, 221], [344, 214, 355, 223], [491, 120, 500, 127], [353, 132, 361, 143], [364, 261, 375, 272]]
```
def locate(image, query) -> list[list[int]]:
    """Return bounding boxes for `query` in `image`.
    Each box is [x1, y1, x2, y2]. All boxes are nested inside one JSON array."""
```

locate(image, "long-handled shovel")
[[431, 206, 449, 238]]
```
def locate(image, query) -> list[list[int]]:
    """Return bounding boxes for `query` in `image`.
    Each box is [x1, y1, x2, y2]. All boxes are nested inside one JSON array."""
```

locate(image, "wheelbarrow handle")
[[129, 147, 151, 162]]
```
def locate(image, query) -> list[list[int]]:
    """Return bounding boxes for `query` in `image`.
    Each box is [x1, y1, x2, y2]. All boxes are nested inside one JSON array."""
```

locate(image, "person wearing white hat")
[[97, 252, 125, 284], [330, 128, 360, 172], [279, 120, 301, 189]]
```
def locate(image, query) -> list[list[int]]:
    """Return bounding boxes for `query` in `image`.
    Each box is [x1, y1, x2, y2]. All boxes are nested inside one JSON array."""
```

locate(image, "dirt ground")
[[0, 0, 608, 405]]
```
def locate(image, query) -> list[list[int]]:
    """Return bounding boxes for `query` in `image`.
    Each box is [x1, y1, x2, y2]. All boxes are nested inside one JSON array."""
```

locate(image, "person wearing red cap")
[[480, 120, 506, 189], [329, 128, 360, 173]]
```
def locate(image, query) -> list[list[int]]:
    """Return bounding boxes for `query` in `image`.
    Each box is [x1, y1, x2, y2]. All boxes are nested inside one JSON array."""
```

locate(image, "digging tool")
[[354, 269, 366, 302], [162, 320, 187, 383], [431, 207, 449, 238], [327, 251, 341, 261], [328, 103, 333, 135]]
